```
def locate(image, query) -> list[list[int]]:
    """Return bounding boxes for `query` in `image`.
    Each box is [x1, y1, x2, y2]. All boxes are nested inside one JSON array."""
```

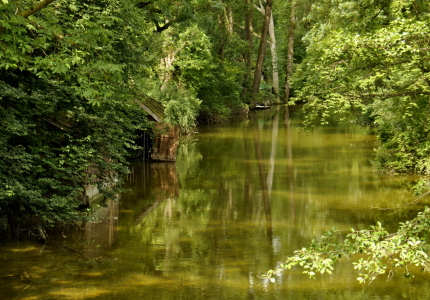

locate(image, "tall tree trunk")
[[255, 1, 280, 104], [251, 0, 273, 108], [269, 12, 280, 103], [224, 4, 234, 34], [243, 0, 254, 101], [283, 0, 297, 104]]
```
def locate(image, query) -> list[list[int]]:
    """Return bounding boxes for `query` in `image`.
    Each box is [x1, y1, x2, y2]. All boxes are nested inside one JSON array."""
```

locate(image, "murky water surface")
[[2, 107, 430, 299]]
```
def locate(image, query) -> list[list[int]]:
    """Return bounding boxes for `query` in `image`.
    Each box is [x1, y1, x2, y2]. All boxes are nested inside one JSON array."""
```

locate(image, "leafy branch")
[[263, 207, 430, 285]]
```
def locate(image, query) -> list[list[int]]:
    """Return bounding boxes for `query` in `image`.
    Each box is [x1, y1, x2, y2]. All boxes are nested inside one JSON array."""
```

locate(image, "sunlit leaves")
[[173, 25, 216, 90], [164, 90, 201, 133], [0, 0, 154, 232], [293, 0, 430, 173], [264, 207, 430, 284]]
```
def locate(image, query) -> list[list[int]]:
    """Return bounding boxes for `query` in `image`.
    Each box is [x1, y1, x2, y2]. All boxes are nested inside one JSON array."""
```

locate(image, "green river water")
[[2, 107, 430, 299]]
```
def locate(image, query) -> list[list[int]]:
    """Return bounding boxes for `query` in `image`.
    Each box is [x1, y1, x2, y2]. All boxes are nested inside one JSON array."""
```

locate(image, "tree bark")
[[268, 12, 280, 103], [283, 0, 296, 104], [243, 0, 254, 101], [251, 0, 273, 108], [218, 4, 234, 58], [224, 4, 234, 35], [255, 1, 280, 104]]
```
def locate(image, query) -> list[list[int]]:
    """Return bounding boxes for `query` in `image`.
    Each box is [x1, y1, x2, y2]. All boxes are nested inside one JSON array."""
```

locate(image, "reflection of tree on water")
[[267, 107, 279, 195], [122, 160, 179, 222], [4, 108, 430, 300], [134, 162, 179, 224], [84, 199, 119, 257], [251, 112, 273, 246], [57, 197, 119, 259], [284, 106, 295, 227], [247, 106, 294, 251], [61, 161, 179, 259], [244, 107, 283, 299], [61, 161, 177, 258]]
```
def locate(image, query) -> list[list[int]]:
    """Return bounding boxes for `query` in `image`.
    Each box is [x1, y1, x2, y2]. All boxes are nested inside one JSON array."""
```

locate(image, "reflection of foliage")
[[5, 110, 430, 298]]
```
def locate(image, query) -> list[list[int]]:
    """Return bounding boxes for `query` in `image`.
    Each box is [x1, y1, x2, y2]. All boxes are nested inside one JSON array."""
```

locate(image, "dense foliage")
[[0, 0, 268, 235], [291, 0, 430, 174], [0, 0, 153, 234], [2, 4, 430, 279], [263, 0, 430, 284]]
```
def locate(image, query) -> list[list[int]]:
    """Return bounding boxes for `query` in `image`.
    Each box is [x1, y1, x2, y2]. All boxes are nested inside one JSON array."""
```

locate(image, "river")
[[1, 106, 430, 299]]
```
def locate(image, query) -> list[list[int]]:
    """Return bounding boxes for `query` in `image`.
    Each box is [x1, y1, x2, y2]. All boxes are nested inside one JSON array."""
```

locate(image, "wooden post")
[[151, 123, 180, 162]]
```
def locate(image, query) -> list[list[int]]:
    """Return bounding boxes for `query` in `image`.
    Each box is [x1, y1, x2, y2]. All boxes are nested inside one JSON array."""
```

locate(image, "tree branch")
[[254, 2, 264, 14], [136, 1, 154, 9], [237, 24, 261, 39], [153, 19, 172, 32], [18, 0, 56, 18], [0, 0, 56, 34]]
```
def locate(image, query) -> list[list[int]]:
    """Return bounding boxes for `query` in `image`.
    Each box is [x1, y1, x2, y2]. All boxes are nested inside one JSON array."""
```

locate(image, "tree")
[[255, 0, 280, 103], [0, 0, 257, 236], [242, 0, 253, 101], [263, 0, 430, 285], [290, 0, 430, 174], [251, 0, 273, 108], [283, 0, 296, 104], [264, 205, 430, 284], [0, 0, 55, 34], [0, 0, 154, 235], [150, 0, 247, 123]]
